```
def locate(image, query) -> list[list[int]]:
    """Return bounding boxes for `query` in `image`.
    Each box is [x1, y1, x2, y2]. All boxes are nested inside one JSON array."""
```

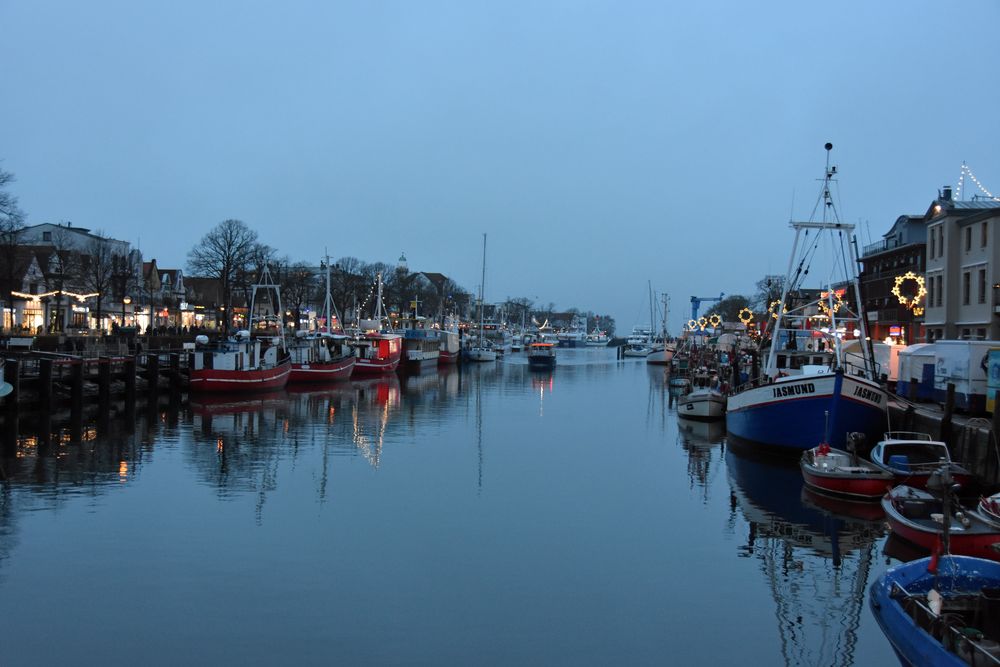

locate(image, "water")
[[0, 348, 899, 666]]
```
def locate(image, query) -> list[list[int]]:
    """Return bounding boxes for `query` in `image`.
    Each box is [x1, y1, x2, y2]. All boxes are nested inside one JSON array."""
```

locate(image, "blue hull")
[[870, 555, 1000, 666], [726, 375, 887, 453]]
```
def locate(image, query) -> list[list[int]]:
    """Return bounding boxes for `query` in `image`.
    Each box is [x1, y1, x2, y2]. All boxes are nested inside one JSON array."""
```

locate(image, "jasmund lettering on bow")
[[771, 383, 816, 398]]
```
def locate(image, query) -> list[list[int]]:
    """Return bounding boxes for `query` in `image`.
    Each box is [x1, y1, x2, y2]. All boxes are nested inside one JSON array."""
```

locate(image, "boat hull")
[[726, 372, 887, 452], [870, 556, 1000, 667], [882, 489, 1000, 561], [289, 357, 355, 383], [527, 356, 556, 370], [353, 356, 400, 375], [189, 360, 291, 393], [677, 391, 725, 421], [799, 448, 894, 500]]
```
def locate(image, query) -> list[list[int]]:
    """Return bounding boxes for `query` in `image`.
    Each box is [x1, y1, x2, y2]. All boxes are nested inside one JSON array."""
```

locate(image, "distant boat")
[[647, 292, 674, 365], [623, 326, 652, 357], [466, 233, 497, 363], [397, 299, 440, 372], [677, 370, 725, 421], [527, 342, 557, 370], [585, 330, 609, 346], [438, 317, 461, 366], [288, 255, 355, 383]]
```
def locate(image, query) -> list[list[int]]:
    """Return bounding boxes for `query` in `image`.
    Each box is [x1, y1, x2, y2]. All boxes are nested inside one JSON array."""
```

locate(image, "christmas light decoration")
[[768, 300, 787, 320], [818, 290, 844, 316], [708, 314, 722, 328], [891, 271, 927, 310], [738, 308, 753, 325], [687, 319, 699, 331]]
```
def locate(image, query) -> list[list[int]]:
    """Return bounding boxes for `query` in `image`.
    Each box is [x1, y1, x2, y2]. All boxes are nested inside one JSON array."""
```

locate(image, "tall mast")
[[323, 250, 332, 333], [479, 233, 487, 340]]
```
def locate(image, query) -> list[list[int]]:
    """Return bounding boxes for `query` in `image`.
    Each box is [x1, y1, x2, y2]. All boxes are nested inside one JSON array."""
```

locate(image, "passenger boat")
[[870, 554, 1000, 667], [869, 432, 972, 490], [882, 485, 1000, 561], [676, 370, 725, 421], [288, 256, 355, 383], [725, 144, 888, 453], [800, 441, 895, 501], [188, 267, 291, 393], [526, 342, 556, 370], [349, 272, 402, 376]]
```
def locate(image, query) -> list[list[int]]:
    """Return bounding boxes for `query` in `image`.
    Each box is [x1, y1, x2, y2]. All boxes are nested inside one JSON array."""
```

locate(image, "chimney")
[[942, 185, 953, 202]]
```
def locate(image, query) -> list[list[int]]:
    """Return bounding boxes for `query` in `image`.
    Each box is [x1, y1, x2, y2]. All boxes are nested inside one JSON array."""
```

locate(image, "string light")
[[708, 314, 722, 328], [768, 300, 787, 320], [11, 289, 99, 302], [738, 308, 754, 325], [697, 316, 708, 330], [818, 290, 844, 316], [958, 162, 1000, 201], [687, 319, 699, 331], [891, 271, 926, 310]]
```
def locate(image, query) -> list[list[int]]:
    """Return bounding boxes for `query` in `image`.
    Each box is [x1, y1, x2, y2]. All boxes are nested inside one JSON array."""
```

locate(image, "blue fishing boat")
[[870, 555, 1000, 666], [725, 143, 888, 453]]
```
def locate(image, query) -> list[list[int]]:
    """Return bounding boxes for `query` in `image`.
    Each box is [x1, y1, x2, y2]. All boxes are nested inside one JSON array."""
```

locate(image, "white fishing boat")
[[647, 292, 674, 365], [677, 370, 726, 420]]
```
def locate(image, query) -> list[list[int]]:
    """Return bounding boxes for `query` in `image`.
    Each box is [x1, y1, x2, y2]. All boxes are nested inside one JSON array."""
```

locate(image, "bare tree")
[[0, 167, 26, 330], [278, 260, 317, 330], [80, 232, 117, 331], [112, 249, 141, 328], [46, 226, 81, 332], [187, 219, 259, 334]]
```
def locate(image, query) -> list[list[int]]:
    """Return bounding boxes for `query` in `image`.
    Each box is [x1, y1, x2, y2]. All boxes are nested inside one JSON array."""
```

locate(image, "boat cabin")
[[288, 331, 352, 365], [528, 342, 556, 356], [189, 332, 283, 371], [870, 432, 953, 470], [352, 334, 402, 361]]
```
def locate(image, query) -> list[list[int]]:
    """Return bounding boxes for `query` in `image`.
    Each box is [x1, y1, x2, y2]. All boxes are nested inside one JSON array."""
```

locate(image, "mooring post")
[[39, 357, 53, 411], [940, 382, 956, 445], [5, 357, 20, 412], [70, 359, 83, 425], [98, 357, 111, 414], [169, 353, 181, 394], [147, 353, 160, 394]]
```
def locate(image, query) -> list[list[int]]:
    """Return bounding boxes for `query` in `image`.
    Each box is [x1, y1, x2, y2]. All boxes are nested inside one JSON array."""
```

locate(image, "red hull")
[[189, 360, 291, 393], [883, 494, 1000, 561], [801, 469, 893, 500], [438, 350, 460, 365], [352, 356, 400, 376], [289, 357, 355, 383]]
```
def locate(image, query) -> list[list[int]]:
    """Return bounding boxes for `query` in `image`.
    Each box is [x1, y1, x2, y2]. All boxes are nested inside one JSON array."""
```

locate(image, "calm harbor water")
[[0, 348, 899, 666]]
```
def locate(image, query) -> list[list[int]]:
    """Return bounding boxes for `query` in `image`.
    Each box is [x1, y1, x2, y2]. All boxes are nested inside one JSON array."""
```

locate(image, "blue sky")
[[2, 1, 998, 332]]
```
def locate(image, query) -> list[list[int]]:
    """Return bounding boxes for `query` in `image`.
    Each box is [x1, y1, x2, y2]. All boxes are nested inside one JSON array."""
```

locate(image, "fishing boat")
[[188, 267, 291, 393], [647, 292, 675, 365], [882, 484, 1000, 561], [396, 299, 440, 372], [869, 432, 973, 490], [437, 317, 461, 366], [870, 554, 1000, 667], [466, 233, 497, 363], [288, 254, 355, 383], [623, 327, 652, 357], [800, 440, 895, 501], [526, 342, 557, 370], [676, 369, 726, 421], [586, 330, 609, 346], [349, 272, 402, 376], [725, 144, 888, 453], [557, 315, 587, 348]]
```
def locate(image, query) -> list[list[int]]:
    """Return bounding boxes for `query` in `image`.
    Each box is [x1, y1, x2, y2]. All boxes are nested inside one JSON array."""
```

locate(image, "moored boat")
[[676, 371, 725, 421], [526, 342, 556, 370], [800, 442, 895, 501], [869, 432, 972, 490], [870, 554, 1000, 667], [287, 331, 355, 383], [348, 272, 402, 376], [725, 144, 888, 453], [189, 331, 291, 393], [466, 233, 497, 363], [882, 485, 1000, 561]]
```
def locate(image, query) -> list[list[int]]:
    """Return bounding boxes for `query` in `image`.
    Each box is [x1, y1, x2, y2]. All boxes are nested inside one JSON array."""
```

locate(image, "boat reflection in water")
[[677, 418, 726, 501], [726, 447, 886, 667]]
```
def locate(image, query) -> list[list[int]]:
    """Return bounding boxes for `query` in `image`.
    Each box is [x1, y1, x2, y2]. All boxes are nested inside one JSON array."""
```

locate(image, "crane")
[[690, 293, 725, 321]]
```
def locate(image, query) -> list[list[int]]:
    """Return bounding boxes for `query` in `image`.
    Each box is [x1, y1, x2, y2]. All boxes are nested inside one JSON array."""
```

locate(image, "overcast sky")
[[2, 1, 998, 332]]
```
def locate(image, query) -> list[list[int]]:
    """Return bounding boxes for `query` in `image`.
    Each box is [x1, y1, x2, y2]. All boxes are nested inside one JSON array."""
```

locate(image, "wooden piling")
[[147, 354, 160, 393], [98, 357, 111, 413], [169, 353, 182, 393], [124, 356, 136, 415], [39, 357, 53, 410], [939, 382, 956, 444], [70, 360, 84, 426], [6, 357, 20, 410]]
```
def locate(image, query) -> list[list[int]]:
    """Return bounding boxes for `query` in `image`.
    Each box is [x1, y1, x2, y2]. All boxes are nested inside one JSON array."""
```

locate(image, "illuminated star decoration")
[[708, 314, 722, 328], [891, 271, 927, 312], [768, 300, 787, 320], [738, 307, 754, 325], [817, 290, 844, 316], [687, 319, 699, 331]]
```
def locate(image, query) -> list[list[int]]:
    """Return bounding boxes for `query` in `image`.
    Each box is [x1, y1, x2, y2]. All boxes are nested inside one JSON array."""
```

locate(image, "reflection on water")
[[0, 350, 897, 665], [726, 447, 885, 667]]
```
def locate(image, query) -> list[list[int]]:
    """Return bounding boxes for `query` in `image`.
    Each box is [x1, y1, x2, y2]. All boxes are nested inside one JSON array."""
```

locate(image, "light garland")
[[891, 271, 926, 310], [958, 162, 1000, 201], [818, 290, 844, 315], [708, 314, 722, 328], [768, 300, 787, 320], [11, 289, 99, 302], [697, 316, 708, 330], [687, 319, 699, 331], [738, 307, 754, 325], [912, 307, 924, 317]]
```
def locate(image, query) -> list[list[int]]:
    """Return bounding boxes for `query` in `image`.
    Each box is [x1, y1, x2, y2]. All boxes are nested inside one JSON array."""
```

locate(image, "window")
[[42, 231, 51, 242], [939, 227, 945, 258], [930, 229, 936, 258], [962, 328, 971, 340], [936, 275, 943, 307], [928, 276, 935, 307], [963, 271, 971, 305], [966, 227, 972, 251], [978, 328, 987, 340], [983, 222, 989, 248], [980, 269, 987, 304]]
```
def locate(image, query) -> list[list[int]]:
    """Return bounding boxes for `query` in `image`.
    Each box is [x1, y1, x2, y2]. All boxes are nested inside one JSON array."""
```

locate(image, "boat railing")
[[889, 581, 1000, 665], [884, 432, 934, 442]]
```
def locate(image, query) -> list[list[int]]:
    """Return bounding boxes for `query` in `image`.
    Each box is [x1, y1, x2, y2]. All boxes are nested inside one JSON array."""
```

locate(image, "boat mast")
[[323, 250, 333, 333], [479, 233, 487, 344], [249, 264, 285, 348], [374, 272, 385, 332]]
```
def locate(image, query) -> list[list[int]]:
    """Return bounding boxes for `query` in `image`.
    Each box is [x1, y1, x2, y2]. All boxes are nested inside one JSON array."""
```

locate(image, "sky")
[[1, 1, 998, 333]]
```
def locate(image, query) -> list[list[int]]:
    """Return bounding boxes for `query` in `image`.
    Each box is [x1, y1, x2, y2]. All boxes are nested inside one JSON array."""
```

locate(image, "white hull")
[[467, 348, 497, 362], [678, 389, 726, 420]]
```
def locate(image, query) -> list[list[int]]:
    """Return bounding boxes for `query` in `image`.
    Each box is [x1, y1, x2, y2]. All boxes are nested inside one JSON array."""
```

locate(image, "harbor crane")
[[690, 293, 725, 321]]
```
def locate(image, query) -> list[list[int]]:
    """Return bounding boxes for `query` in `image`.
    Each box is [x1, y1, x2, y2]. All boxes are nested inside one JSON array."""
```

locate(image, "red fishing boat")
[[799, 443, 895, 501], [288, 332, 355, 383], [348, 271, 402, 376], [882, 485, 1000, 561]]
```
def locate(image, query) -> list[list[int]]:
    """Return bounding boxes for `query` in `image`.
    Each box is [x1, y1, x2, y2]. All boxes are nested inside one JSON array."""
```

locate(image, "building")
[[923, 187, 1000, 342], [859, 215, 927, 345]]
